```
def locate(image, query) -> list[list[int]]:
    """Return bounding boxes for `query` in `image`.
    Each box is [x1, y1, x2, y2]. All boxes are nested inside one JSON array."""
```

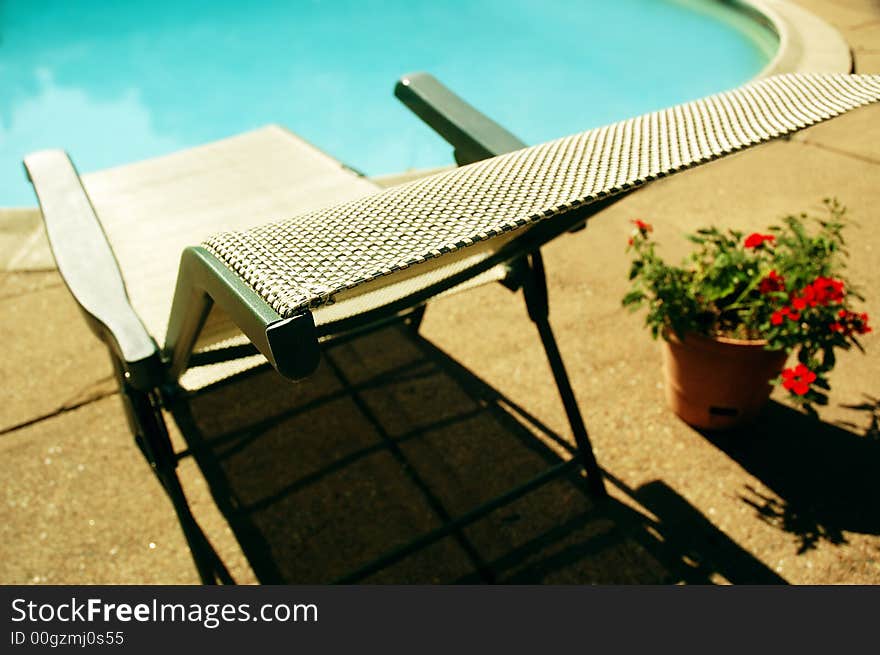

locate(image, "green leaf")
[[822, 348, 836, 370], [622, 290, 645, 307]]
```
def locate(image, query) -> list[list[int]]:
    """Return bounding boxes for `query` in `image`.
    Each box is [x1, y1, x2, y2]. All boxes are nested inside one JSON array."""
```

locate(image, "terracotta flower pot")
[[662, 332, 788, 430]]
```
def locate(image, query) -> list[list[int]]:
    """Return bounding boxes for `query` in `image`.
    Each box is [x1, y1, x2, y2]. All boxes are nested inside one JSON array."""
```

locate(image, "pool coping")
[[737, 0, 852, 76], [0, 0, 857, 269]]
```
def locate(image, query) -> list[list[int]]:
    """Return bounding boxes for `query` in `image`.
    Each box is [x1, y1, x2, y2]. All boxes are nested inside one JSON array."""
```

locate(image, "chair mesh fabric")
[[203, 73, 880, 319]]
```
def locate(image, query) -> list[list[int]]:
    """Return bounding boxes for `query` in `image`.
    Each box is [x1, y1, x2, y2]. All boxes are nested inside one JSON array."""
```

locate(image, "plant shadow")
[[170, 322, 784, 584], [698, 399, 880, 554]]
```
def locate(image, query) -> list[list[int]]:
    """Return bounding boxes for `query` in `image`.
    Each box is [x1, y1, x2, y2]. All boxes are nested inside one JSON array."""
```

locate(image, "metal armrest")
[[394, 71, 622, 232], [395, 72, 527, 165], [23, 150, 162, 389]]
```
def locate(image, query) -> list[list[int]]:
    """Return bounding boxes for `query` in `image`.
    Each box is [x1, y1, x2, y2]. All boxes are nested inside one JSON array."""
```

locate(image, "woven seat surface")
[[203, 73, 880, 319]]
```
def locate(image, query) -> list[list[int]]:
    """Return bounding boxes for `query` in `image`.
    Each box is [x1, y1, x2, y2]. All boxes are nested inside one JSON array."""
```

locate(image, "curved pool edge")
[[738, 0, 852, 75]]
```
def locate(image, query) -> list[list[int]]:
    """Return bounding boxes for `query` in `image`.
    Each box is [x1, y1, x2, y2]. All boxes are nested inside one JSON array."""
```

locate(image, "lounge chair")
[[24, 72, 880, 583]]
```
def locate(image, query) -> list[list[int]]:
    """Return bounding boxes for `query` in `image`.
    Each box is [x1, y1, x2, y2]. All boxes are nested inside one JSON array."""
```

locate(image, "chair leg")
[[110, 354, 232, 584], [519, 252, 607, 498]]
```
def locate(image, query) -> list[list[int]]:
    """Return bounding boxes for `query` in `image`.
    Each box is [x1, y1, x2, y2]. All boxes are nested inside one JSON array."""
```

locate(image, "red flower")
[[771, 306, 801, 325], [788, 277, 846, 313], [758, 270, 785, 294], [632, 219, 653, 233], [806, 277, 845, 306], [832, 310, 872, 335], [744, 233, 775, 249], [794, 286, 816, 308], [781, 364, 817, 396]]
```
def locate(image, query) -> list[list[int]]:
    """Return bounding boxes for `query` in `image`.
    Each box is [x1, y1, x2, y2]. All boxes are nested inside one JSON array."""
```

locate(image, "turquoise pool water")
[[0, 0, 775, 206]]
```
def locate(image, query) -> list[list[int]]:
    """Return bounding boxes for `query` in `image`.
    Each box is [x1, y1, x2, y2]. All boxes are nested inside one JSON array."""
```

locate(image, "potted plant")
[[622, 199, 871, 430]]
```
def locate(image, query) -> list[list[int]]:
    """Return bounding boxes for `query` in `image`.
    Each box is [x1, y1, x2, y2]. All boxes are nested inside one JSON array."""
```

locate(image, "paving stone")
[[792, 0, 879, 29], [0, 396, 249, 584], [0, 271, 62, 300], [855, 50, 880, 73], [844, 20, 880, 51], [0, 281, 117, 433], [0, 209, 53, 272], [789, 103, 880, 164]]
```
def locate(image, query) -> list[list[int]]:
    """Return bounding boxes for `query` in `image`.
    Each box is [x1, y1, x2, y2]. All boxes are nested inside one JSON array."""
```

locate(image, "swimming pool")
[[0, 0, 775, 206]]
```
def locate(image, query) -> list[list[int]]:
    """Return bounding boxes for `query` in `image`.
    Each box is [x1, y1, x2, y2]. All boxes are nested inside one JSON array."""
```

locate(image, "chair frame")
[[25, 72, 616, 583]]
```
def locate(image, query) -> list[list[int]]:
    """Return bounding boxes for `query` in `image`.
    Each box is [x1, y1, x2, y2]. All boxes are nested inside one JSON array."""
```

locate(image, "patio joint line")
[[0, 389, 118, 438], [793, 138, 880, 166], [322, 349, 496, 582], [851, 18, 880, 31], [0, 283, 64, 302]]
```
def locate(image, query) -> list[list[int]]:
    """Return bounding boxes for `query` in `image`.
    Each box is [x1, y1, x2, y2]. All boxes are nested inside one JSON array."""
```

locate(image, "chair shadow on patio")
[[169, 322, 785, 584], [701, 399, 880, 555]]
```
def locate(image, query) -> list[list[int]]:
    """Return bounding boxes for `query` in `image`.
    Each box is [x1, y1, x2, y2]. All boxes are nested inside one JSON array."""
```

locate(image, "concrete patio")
[[1, 0, 879, 584]]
